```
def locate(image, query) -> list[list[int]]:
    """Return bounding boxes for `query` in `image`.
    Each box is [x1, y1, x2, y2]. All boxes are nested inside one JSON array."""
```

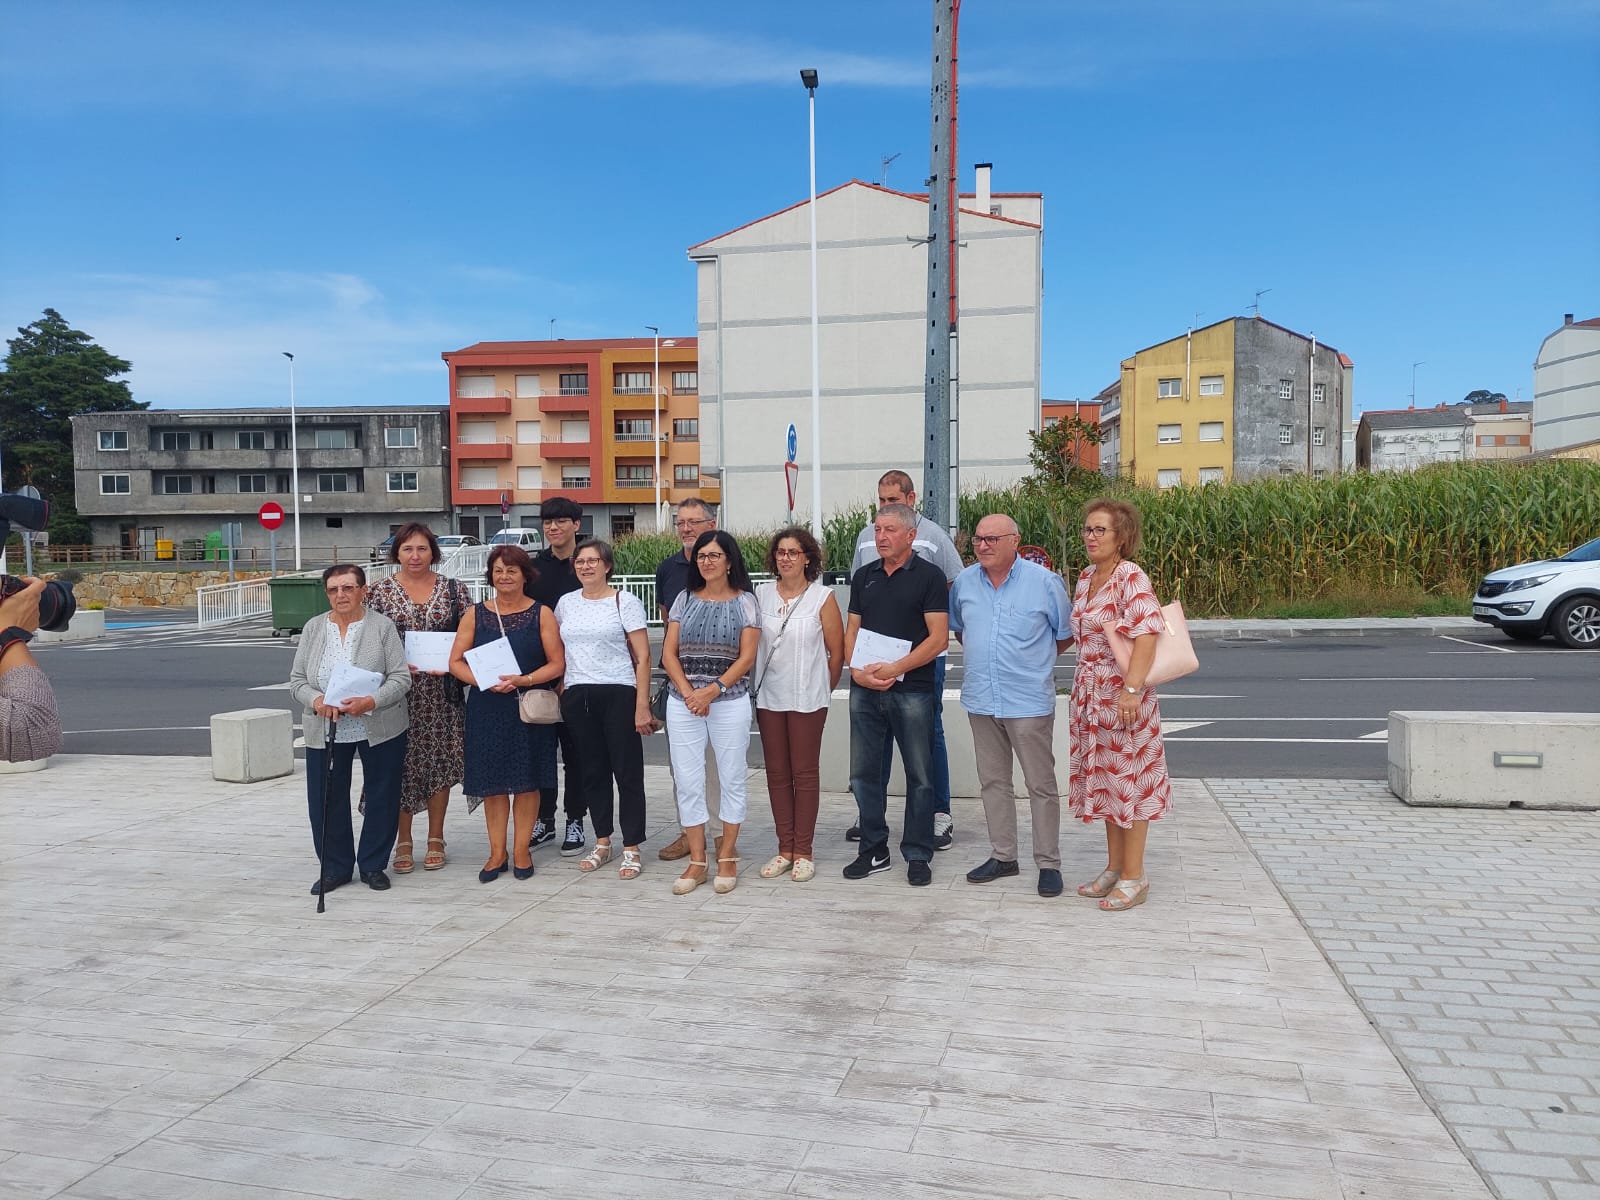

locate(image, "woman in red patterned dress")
[[1067, 499, 1170, 911]]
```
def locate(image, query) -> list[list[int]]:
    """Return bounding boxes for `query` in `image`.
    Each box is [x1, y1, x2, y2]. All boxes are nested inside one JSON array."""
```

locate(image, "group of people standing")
[[289, 476, 1172, 912]]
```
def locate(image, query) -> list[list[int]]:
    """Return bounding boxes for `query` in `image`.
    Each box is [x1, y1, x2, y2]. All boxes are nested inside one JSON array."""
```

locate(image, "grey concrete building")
[[1532, 313, 1600, 453], [1355, 406, 1468, 471], [72, 406, 450, 561]]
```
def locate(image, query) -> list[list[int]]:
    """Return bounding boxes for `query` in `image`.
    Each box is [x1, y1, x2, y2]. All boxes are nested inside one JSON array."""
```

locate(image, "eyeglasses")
[[573, 557, 605, 568], [695, 552, 726, 563], [675, 518, 712, 530], [1081, 525, 1112, 538], [972, 534, 1016, 547], [325, 584, 361, 595], [774, 548, 805, 559]]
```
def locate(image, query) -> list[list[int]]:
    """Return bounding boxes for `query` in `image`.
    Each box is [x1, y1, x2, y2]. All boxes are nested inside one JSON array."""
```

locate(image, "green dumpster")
[[204, 530, 225, 561], [269, 575, 330, 635]]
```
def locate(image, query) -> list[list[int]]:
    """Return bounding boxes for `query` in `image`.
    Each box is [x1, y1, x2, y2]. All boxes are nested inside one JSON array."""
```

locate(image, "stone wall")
[[48, 569, 270, 609]]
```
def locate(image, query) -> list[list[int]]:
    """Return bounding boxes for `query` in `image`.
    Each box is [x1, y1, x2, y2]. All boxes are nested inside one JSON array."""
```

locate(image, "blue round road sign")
[[786, 423, 798, 464]]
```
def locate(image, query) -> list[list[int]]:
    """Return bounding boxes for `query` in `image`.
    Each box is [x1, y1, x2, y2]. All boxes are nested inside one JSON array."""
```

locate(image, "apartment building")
[[1532, 314, 1600, 453], [1039, 398, 1103, 472], [1355, 407, 1468, 471], [440, 338, 713, 540], [687, 169, 1042, 525], [1105, 317, 1351, 487], [70, 407, 449, 557]]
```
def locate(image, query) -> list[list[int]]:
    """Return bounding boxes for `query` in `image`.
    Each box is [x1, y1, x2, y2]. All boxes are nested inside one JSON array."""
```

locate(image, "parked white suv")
[[488, 528, 545, 552], [1472, 536, 1600, 648]]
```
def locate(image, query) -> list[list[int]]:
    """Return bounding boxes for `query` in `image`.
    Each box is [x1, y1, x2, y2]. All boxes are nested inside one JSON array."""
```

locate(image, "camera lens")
[[0, 575, 75, 633]]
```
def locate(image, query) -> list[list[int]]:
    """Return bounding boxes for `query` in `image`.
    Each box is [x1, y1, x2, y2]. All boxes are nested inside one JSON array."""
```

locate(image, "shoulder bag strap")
[[750, 588, 799, 699]]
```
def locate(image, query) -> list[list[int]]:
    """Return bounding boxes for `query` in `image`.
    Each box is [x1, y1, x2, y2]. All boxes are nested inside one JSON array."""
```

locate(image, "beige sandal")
[[759, 854, 794, 879], [392, 841, 415, 873], [423, 838, 446, 870], [791, 858, 816, 883], [1077, 868, 1119, 898], [579, 843, 614, 873], [713, 856, 740, 895], [1100, 876, 1149, 911], [672, 861, 708, 895], [618, 849, 643, 880]]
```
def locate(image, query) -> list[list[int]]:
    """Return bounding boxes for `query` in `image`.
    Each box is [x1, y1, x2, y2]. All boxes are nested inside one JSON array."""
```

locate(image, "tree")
[[1024, 414, 1103, 491], [0, 309, 144, 543], [1461, 389, 1509, 407]]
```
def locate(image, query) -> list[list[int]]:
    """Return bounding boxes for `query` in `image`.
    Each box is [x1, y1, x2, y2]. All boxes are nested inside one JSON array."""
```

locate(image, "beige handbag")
[[490, 599, 562, 724], [1102, 599, 1198, 687]]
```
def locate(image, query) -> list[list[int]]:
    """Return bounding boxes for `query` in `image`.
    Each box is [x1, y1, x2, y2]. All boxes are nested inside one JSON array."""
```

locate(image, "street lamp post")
[[647, 325, 662, 530], [282, 352, 301, 570], [1410, 361, 1425, 408], [801, 67, 822, 539]]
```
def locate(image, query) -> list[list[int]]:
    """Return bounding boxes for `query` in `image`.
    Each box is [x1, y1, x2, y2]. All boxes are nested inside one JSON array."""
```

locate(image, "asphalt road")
[[31, 613, 1599, 779]]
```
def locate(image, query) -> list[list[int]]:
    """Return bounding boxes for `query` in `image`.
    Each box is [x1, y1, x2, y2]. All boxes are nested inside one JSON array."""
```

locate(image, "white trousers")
[[666, 694, 751, 828]]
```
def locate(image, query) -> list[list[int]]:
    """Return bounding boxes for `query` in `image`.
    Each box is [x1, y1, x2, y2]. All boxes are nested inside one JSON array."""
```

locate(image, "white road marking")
[[1437, 634, 1515, 654], [1164, 736, 1386, 745], [1359, 730, 1389, 740], [1298, 676, 1534, 682], [65, 725, 212, 734], [248, 683, 291, 690]]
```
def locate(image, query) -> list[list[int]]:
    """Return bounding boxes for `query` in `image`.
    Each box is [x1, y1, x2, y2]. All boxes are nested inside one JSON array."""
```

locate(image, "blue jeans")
[[851, 686, 936, 863], [879, 654, 951, 815], [306, 733, 406, 880]]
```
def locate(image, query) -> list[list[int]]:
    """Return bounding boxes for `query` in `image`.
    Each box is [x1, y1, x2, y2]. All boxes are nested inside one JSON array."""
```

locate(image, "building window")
[[1313, 382, 1326, 404], [615, 465, 652, 487], [274, 429, 292, 450], [1313, 426, 1326, 447], [1199, 375, 1224, 396], [560, 466, 590, 488], [456, 375, 495, 398], [558, 373, 588, 395], [514, 374, 541, 398], [325, 517, 343, 529], [559, 419, 589, 442], [1157, 469, 1182, 489], [98, 430, 128, 451], [238, 474, 267, 493], [1157, 378, 1182, 398], [672, 370, 698, 394], [314, 428, 354, 450], [318, 473, 351, 493], [516, 421, 541, 444], [614, 371, 652, 395], [674, 464, 699, 484], [517, 466, 540, 489], [1157, 424, 1182, 444], [1199, 467, 1224, 485], [1278, 379, 1294, 400], [673, 418, 699, 441], [275, 472, 291, 492], [387, 472, 417, 492], [610, 514, 635, 538], [236, 430, 266, 451], [385, 426, 418, 448], [1043, 416, 1059, 428], [614, 419, 653, 442], [459, 466, 498, 490], [158, 430, 211, 450], [100, 473, 130, 494], [1278, 424, 1294, 445], [162, 475, 194, 495], [1199, 421, 1224, 442], [1313, 469, 1327, 480]]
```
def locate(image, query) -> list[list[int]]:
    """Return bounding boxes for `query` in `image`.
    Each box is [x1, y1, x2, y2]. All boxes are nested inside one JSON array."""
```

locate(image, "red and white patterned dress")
[[1068, 560, 1172, 828]]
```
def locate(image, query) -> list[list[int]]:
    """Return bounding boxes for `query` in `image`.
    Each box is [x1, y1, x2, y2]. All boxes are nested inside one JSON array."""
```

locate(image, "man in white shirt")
[[847, 470, 961, 849]]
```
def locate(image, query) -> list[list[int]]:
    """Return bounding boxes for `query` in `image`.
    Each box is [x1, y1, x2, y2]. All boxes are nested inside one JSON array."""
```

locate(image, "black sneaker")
[[845, 824, 862, 842], [529, 818, 555, 849], [907, 860, 933, 887], [933, 812, 954, 851], [842, 848, 891, 879], [559, 819, 587, 856]]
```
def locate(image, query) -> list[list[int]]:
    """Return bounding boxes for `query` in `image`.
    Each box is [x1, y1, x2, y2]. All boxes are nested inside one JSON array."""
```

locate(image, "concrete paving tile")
[[57, 1164, 331, 1200], [0, 1154, 100, 1200]]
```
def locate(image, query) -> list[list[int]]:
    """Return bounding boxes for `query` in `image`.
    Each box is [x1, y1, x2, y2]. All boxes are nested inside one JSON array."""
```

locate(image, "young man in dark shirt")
[[843, 503, 950, 887], [527, 496, 588, 856]]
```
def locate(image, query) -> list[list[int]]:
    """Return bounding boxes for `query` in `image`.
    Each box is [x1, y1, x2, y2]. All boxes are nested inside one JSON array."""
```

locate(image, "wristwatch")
[[0, 626, 34, 659], [714, 679, 729, 695], [1123, 685, 1140, 696]]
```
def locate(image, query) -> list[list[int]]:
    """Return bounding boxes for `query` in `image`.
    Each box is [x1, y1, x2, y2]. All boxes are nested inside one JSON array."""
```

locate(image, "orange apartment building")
[[440, 337, 716, 541], [1040, 398, 1103, 472]]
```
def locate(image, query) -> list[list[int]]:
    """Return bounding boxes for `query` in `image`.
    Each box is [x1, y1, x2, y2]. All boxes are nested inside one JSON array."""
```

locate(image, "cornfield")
[[605, 461, 1600, 616]]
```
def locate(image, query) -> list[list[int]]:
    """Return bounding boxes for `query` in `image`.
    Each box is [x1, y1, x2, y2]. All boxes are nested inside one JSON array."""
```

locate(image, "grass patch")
[[1243, 579, 1472, 620]]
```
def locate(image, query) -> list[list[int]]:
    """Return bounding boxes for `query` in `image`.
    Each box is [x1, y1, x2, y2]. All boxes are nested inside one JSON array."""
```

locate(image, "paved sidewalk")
[[1209, 780, 1600, 1200], [2, 756, 1494, 1200]]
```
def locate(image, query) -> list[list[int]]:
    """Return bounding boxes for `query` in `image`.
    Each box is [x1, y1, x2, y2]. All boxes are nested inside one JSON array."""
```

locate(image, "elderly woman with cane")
[[289, 563, 412, 898]]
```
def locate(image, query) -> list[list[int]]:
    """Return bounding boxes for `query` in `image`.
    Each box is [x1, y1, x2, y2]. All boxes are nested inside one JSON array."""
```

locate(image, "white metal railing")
[[196, 577, 273, 626]]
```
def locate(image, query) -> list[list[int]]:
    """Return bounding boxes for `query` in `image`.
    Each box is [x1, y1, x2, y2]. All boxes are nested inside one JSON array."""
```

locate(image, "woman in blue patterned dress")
[[449, 546, 565, 883]]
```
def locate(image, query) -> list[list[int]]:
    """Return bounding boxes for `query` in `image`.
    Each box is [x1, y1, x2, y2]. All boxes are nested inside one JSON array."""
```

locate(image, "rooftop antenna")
[[879, 151, 901, 186], [1248, 288, 1271, 318]]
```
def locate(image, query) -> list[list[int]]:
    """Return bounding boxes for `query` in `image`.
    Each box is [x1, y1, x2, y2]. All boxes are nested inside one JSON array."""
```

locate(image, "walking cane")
[[316, 710, 338, 915]]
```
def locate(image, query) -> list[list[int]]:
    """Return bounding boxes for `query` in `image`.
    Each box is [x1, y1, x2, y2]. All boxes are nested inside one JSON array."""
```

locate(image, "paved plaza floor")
[[1, 754, 1591, 1199]]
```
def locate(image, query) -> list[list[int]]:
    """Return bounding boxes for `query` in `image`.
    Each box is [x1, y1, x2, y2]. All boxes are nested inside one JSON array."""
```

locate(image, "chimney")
[[1566, 313, 1575, 325], [1500, 397, 1507, 414], [975, 162, 992, 212]]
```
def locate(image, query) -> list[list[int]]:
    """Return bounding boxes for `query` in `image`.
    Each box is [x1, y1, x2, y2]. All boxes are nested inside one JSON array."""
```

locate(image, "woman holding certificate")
[[450, 545, 565, 883], [288, 564, 412, 896], [366, 523, 472, 874]]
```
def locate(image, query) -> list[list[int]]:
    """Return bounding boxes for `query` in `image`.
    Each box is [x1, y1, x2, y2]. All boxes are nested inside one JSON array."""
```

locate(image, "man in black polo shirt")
[[527, 496, 588, 856], [843, 503, 950, 887]]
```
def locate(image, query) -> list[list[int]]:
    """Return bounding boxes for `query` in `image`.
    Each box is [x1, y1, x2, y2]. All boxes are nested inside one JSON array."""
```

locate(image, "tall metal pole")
[[647, 326, 661, 529], [923, 0, 960, 534], [804, 70, 823, 539], [1307, 333, 1316, 477], [283, 352, 301, 570]]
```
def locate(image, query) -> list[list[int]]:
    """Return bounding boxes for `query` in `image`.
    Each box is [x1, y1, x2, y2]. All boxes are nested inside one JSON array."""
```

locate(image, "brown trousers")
[[755, 707, 828, 859]]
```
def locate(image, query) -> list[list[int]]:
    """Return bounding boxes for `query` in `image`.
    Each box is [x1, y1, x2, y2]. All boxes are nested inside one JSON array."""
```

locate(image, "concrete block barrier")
[[210, 708, 294, 783], [1387, 710, 1600, 809]]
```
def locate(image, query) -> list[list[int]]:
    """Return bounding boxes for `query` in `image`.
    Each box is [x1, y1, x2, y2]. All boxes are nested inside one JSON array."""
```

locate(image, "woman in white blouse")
[[752, 527, 844, 882], [554, 540, 655, 881]]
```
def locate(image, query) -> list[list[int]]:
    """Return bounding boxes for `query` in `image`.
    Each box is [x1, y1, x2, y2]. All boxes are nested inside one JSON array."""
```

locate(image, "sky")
[[1, 0, 1596, 422]]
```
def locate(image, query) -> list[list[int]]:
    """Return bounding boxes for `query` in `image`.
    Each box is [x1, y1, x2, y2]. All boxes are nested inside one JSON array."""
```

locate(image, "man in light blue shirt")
[[948, 513, 1072, 897]]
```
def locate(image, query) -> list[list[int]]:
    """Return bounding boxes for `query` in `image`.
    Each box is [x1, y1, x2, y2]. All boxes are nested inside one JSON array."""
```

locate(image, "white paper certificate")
[[850, 629, 913, 681], [463, 635, 521, 690], [324, 662, 384, 708], [404, 631, 456, 673]]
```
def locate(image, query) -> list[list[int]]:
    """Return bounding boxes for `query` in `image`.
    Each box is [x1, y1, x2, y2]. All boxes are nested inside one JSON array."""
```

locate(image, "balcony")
[[454, 394, 511, 415], [453, 440, 513, 461], [540, 437, 594, 459], [539, 392, 592, 415]]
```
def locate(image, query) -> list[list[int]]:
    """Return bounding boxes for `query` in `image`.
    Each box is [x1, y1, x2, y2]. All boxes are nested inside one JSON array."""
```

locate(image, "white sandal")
[[618, 849, 643, 880], [579, 843, 613, 873], [1100, 876, 1149, 911]]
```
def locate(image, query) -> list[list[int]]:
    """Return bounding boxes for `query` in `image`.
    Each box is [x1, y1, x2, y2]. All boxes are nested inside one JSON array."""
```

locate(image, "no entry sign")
[[258, 502, 286, 530]]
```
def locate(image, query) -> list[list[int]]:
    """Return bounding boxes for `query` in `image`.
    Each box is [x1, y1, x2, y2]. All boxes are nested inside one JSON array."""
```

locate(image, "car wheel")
[[1552, 596, 1600, 649], [1503, 627, 1543, 642]]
